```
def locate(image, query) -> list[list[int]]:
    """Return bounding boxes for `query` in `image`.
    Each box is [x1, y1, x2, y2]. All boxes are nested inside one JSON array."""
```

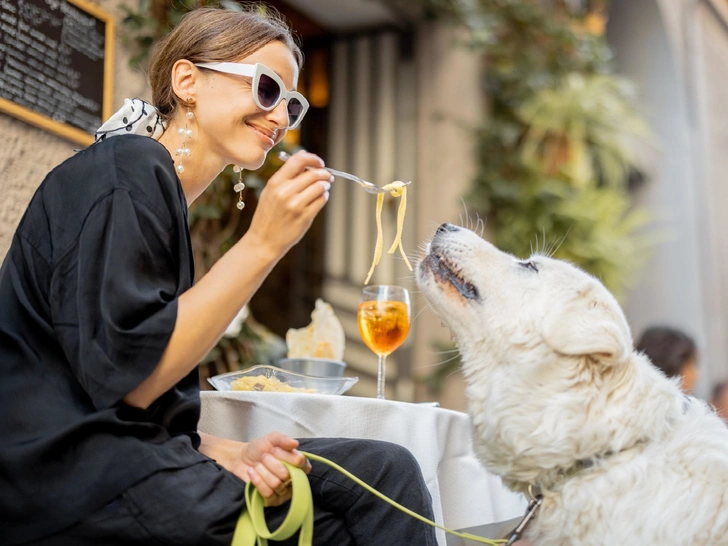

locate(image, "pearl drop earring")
[[233, 166, 245, 210], [175, 97, 193, 174]]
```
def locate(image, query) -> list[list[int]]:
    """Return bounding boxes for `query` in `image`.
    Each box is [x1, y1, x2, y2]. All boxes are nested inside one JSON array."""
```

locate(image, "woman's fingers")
[[264, 431, 300, 451], [267, 149, 332, 195], [243, 434, 312, 507], [269, 151, 331, 192], [257, 165, 330, 222], [287, 180, 330, 210], [273, 150, 324, 180], [248, 470, 292, 507], [247, 456, 295, 506], [270, 168, 332, 203], [272, 446, 312, 474], [254, 455, 290, 490], [247, 467, 274, 497], [262, 433, 312, 473], [260, 179, 328, 239]]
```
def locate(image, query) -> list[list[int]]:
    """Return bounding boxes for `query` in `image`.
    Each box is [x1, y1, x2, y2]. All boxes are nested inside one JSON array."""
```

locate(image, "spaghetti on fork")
[[364, 181, 412, 284]]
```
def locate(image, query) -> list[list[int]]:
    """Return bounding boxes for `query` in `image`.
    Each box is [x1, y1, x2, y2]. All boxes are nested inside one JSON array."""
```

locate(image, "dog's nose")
[[436, 223, 459, 235]]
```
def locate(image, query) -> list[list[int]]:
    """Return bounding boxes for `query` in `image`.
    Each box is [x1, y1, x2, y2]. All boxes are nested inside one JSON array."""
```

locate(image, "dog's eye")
[[519, 261, 539, 273]]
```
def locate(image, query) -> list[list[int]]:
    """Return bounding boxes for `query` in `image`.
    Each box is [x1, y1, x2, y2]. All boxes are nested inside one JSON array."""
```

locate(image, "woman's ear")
[[170, 59, 199, 104]]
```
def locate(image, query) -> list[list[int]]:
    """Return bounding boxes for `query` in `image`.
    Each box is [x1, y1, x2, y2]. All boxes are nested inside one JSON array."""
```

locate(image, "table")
[[199, 391, 526, 546]]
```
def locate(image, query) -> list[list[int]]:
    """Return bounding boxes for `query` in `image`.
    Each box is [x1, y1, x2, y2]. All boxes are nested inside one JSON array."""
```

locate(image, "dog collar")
[[507, 439, 647, 544], [561, 438, 648, 484]]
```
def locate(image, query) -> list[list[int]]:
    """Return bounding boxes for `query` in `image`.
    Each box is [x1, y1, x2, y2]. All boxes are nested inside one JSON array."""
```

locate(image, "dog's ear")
[[542, 281, 632, 364]]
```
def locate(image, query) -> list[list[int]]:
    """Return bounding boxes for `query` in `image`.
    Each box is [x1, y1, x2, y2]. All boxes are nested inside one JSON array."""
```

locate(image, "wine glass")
[[357, 285, 411, 399]]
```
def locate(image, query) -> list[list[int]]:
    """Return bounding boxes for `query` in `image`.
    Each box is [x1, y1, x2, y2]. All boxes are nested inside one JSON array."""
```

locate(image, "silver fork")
[[277, 151, 410, 194]]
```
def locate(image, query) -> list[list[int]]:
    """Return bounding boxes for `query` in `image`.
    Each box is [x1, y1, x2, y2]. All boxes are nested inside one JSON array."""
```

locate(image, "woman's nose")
[[268, 100, 291, 129]]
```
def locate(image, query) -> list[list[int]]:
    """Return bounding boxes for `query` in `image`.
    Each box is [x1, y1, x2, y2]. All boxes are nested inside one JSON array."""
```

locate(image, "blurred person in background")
[[635, 325, 699, 394], [711, 381, 728, 424]]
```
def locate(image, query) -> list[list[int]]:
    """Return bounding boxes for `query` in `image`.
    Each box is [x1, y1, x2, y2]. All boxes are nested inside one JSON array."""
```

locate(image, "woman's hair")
[[635, 325, 697, 378], [148, 5, 302, 121]]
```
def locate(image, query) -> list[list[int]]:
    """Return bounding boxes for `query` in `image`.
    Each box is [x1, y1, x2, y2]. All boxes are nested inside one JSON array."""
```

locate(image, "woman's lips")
[[248, 123, 275, 148]]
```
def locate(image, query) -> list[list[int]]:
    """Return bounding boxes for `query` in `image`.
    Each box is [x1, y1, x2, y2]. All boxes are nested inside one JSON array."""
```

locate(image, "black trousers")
[[29, 438, 438, 546]]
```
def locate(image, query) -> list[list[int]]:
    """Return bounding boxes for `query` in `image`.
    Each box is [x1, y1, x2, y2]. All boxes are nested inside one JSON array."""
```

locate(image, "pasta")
[[230, 375, 316, 393], [383, 182, 411, 271], [364, 182, 413, 285]]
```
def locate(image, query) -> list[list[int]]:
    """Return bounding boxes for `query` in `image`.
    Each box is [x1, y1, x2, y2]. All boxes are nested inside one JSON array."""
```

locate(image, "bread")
[[286, 299, 345, 361]]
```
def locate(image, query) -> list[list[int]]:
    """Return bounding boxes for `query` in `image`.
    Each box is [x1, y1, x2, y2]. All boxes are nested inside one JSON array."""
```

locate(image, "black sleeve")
[[50, 163, 183, 410]]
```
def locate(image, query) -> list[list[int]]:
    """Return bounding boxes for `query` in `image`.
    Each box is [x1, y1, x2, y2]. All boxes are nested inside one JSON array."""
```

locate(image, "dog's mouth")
[[422, 253, 480, 300]]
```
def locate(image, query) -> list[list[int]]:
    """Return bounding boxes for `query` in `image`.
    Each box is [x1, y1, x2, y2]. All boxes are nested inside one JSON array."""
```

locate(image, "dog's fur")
[[416, 223, 728, 545]]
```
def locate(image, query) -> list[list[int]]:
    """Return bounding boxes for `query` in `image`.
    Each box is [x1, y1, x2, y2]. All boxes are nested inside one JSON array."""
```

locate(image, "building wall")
[[692, 0, 728, 391], [607, 0, 728, 396], [0, 0, 149, 260]]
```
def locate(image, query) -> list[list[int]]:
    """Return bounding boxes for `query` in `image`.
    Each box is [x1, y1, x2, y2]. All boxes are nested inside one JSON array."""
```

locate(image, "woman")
[[0, 7, 437, 546], [635, 325, 699, 394]]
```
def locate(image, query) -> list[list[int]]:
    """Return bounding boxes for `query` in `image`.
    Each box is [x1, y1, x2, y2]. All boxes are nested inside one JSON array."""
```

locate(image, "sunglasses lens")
[[256, 73, 281, 108], [287, 98, 304, 127]]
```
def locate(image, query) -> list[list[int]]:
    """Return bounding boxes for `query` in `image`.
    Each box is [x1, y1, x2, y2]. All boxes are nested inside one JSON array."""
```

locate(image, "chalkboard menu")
[[0, 0, 113, 145]]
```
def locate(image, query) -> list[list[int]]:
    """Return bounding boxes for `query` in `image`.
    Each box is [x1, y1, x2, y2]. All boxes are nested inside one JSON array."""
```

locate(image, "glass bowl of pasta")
[[207, 365, 359, 395]]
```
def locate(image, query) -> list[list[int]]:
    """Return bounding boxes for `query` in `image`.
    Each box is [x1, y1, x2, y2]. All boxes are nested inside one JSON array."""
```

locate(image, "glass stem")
[[377, 354, 386, 399]]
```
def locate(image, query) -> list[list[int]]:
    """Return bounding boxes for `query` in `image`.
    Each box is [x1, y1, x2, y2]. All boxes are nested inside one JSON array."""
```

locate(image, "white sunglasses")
[[195, 62, 309, 130]]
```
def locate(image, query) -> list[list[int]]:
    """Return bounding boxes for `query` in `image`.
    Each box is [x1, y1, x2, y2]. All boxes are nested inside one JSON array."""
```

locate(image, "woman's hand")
[[245, 150, 332, 259], [198, 431, 312, 507]]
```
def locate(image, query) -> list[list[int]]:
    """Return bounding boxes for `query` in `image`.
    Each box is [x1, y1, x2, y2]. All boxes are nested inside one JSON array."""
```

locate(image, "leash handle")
[[232, 460, 313, 546]]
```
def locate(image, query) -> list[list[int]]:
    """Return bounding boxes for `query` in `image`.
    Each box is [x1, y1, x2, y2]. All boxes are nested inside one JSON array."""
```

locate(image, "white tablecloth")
[[199, 391, 526, 545]]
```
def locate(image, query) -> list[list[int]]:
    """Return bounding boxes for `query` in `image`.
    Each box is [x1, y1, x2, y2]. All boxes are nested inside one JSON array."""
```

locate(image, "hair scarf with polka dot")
[[94, 98, 166, 142]]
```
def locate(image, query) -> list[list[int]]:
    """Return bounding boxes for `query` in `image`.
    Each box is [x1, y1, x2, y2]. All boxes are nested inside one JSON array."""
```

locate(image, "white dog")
[[416, 223, 728, 546]]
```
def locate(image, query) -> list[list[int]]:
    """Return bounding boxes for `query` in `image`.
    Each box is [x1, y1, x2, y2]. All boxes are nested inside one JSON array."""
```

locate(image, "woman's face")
[[715, 387, 728, 423], [193, 40, 299, 170]]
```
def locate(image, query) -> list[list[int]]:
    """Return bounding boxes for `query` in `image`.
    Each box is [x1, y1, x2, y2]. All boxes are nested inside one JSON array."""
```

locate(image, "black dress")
[[0, 134, 438, 546], [0, 135, 209, 544]]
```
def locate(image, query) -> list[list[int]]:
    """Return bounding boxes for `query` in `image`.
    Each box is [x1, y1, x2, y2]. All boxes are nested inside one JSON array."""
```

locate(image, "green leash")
[[231, 451, 505, 546]]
